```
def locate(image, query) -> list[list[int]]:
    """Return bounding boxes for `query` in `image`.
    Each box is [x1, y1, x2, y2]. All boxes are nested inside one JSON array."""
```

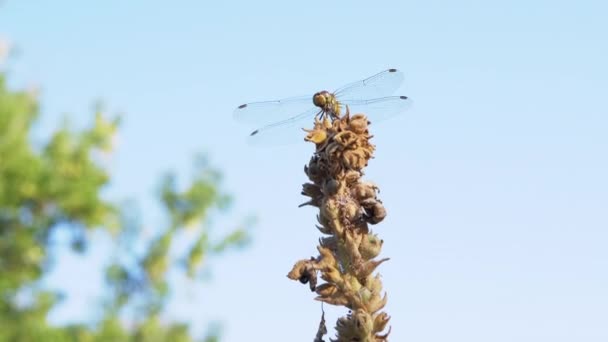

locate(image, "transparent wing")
[[246, 107, 320, 146], [334, 69, 404, 101], [233, 95, 313, 126], [340, 96, 412, 123]]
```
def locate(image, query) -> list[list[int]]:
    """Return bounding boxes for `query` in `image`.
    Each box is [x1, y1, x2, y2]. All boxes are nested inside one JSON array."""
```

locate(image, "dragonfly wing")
[[334, 69, 404, 101], [233, 95, 313, 126], [340, 96, 412, 123], [246, 107, 320, 146]]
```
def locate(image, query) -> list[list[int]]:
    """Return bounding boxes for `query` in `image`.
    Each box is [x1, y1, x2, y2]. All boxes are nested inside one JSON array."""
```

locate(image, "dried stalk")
[[288, 108, 391, 341]]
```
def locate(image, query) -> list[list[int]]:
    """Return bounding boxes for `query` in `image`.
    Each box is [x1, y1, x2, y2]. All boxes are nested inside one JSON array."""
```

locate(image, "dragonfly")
[[233, 68, 412, 146]]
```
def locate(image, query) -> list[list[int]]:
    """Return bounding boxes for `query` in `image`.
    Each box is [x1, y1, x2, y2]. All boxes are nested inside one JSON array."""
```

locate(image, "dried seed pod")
[[300, 183, 323, 207], [326, 141, 341, 157], [315, 293, 349, 306], [366, 292, 388, 314], [321, 198, 340, 223], [287, 258, 319, 291], [304, 125, 328, 145], [343, 230, 363, 262], [316, 224, 332, 235], [298, 199, 315, 208], [328, 162, 343, 178], [315, 283, 339, 297], [354, 309, 375, 336], [333, 111, 351, 132], [316, 214, 330, 229], [302, 182, 322, 198], [306, 156, 325, 183], [375, 326, 392, 341], [342, 201, 360, 222], [342, 148, 369, 171], [365, 274, 383, 294], [359, 234, 383, 260], [333, 131, 358, 147], [373, 312, 390, 334], [344, 273, 363, 293], [357, 286, 373, 304], [323, 178, 340, 196], [349, 114, 369, 134], [319, 236, 337, 250], [335, 309, 374, 339], [357, 258, 390, 279], [344, 170, 361, 184], [352, 181, 378, 201], [317, 246, 337, 267], [321, 116, 332, 130], [335, 313, 362, 341], [361, 198, 387, 224], [321, 266, 343, 284]]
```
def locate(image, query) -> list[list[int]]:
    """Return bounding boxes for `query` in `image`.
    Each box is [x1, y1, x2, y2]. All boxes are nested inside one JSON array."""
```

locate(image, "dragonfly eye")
[[313, 91, 328, 108]]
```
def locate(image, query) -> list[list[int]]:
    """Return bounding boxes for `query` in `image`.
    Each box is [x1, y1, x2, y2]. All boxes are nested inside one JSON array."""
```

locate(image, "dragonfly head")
[[313, 90, 333, 109], [313, 91, 341, 118]]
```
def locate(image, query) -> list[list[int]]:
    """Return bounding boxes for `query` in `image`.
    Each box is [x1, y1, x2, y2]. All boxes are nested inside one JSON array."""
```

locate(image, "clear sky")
[[1, 0, 607, 341]]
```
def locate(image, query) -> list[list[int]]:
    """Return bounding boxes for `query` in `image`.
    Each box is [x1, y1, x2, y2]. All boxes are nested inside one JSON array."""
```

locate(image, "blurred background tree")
[[0, 52, 250, 341]]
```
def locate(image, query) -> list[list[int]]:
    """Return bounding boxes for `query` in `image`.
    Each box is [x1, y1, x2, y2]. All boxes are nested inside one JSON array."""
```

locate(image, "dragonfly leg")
[[328, 106, 347, 121], [315, 110, 325, 121]]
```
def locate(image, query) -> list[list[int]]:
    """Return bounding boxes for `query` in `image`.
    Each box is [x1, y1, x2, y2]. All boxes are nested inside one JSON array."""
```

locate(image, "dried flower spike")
[[288, 107, 392, 341]]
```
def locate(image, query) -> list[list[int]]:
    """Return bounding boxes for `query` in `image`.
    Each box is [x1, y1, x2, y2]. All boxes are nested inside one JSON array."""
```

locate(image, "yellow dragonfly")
[[234, 69, 412, 145]]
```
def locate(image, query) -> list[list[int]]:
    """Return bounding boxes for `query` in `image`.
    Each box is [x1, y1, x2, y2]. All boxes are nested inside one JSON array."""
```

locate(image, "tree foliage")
[[0, 71, 249, 341]]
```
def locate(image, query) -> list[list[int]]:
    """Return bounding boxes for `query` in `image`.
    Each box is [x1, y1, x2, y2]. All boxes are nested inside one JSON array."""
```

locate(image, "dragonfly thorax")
[[312, 91, 341, 119]]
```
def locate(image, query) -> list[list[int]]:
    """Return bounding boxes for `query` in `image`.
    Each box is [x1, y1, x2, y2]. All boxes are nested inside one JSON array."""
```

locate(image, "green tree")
[[0, 69, 249, 341]]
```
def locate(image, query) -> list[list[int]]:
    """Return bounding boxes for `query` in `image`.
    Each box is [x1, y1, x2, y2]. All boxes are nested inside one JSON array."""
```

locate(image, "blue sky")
[[1, 0, 607, 341]]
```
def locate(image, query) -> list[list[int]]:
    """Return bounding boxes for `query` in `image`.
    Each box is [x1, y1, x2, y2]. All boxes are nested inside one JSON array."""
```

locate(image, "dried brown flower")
[[288, 107, 392, 341]]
